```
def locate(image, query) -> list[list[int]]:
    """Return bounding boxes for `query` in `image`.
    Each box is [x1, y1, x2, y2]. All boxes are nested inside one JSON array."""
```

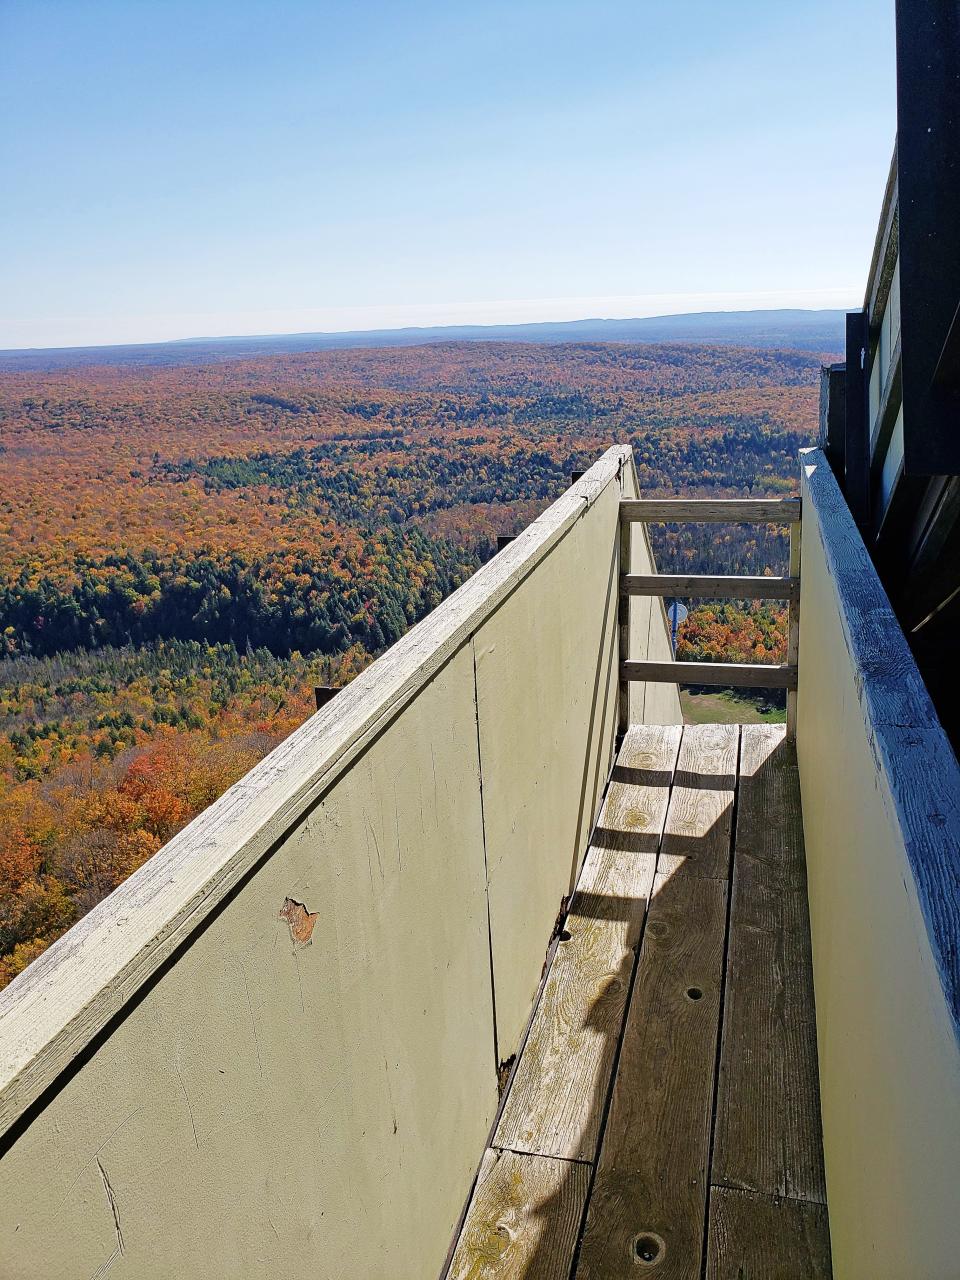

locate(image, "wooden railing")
[[618, 497, 802, 738]]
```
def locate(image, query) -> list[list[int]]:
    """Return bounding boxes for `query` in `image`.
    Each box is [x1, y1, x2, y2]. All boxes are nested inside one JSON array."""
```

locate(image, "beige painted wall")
[[797, 452, 960, 1279], [0, 448, 681, 1279], [475, 462, 680, 1055], [475, 481, 620, 1057], [0, 643, 496, 1279]]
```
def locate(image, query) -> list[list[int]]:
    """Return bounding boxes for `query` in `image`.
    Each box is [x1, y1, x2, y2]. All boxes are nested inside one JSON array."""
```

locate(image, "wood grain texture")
[[734, 725, 804, 891], [622, 660, 797, 690], [622, 574, 799, 601], [659, 724, 738, 881], [575, 871, 729, 1279], [713, 728, 826, 1204], [620, 498, 802, 524], [495, 725, 681, 1161], [0, 448, 633, 1139], [706, 1187, 832, 1280], [448, 1148, 590, 1280]]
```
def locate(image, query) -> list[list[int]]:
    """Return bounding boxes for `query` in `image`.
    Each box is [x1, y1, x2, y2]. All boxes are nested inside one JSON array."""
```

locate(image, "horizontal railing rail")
[[621, 573, 799, 602], [621, 659, 797, 689], [620, 497, 801, 523], [618, 495, 802, 735]]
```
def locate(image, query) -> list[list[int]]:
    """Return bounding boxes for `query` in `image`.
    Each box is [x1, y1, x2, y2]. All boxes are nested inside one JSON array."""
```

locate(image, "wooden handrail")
[[621, 573, 799, 602], [620, 660, 797, 690], [617, 492, 802, 735], [620, 498, 801, 523]]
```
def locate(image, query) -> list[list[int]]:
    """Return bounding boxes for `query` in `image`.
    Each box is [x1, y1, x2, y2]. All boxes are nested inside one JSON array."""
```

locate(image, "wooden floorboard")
[[447, 1148, 591, 1280], [575, 867, 729, 1277], [705, 1187, 832, 1279], [711, 725, 827, 1203], [448, 722, 831, 1279], [658, 724, 738, 880], [494, 725, 681, 1161]]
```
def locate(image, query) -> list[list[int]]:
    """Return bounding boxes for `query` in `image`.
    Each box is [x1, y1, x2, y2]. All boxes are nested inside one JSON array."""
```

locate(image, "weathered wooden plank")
[[621, 573, 799, 601], [494, 726, 681, 1161], [576, 871, 728, 1279], [712, 725, 826, 1204], [706, 1187, 832, 1279], [621, 660, 797, 690], [658, 724, 738, 881], [620, 498, 801, 524], [448, 1148, 591, 1280], [734, 725, 804, 892], [0, 449, 633, 1139]]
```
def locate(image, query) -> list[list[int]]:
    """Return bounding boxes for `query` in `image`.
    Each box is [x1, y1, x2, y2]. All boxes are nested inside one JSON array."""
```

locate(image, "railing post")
[[786, 519, 801, 740], [618, 505, 631, 737]]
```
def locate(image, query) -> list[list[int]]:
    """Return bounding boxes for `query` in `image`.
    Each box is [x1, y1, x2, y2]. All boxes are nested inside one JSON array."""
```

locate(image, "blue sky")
[[1, 0, 896, 349]]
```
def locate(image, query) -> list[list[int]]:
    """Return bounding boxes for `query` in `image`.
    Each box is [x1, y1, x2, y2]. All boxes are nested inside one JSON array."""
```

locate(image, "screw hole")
[[633, 1232, 664, 1266], [558, 930, 572, 942], [686, 987, 703, 1001]]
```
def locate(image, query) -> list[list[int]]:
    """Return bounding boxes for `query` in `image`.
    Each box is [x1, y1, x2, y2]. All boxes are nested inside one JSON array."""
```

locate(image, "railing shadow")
[[492, 731, 768, 1280]]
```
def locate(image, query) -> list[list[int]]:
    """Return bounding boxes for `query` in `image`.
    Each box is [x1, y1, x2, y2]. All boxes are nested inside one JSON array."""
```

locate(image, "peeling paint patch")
[[280, 896, 319, 944], [497, 1054, 516, 1097]]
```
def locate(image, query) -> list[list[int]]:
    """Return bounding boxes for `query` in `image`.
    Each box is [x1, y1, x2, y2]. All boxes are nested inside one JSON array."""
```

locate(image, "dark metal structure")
[[820, 0, 960, 751]]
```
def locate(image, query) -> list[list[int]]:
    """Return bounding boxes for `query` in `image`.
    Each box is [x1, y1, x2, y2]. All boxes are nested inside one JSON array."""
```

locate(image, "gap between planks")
[[448, 724, 681, 1279], [575, 724, 739, 1279], [705, 725, 831, 1277], [712, 724, 827, 1203], [493, 724, 682, 1163], [447, 723, 830, 1280]]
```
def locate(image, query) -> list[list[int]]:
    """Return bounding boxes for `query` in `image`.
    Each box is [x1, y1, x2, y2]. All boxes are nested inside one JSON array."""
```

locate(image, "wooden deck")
[[447, 723, 831, 1279]]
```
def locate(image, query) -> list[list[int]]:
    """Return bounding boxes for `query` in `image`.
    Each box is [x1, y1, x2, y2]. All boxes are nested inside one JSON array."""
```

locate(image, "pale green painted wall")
[[797, 462, 960, 1280], [0, 456, 680, 1278]]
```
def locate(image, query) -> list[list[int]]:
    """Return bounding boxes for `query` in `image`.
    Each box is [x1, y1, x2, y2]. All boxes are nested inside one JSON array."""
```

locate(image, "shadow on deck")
[[447, 722, 831, 1279]]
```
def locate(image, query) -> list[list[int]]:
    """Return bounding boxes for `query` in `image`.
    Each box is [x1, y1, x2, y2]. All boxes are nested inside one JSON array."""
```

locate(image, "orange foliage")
[[0, 340, 820, 985]]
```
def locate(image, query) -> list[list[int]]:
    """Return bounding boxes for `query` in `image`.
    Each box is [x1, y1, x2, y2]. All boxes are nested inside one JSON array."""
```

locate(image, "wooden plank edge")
[[0, 447, 633, 1140]]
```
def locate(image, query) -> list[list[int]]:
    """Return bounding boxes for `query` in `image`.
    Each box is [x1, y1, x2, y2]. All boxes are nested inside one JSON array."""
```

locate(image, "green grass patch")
[[680, 688, 786, 725]]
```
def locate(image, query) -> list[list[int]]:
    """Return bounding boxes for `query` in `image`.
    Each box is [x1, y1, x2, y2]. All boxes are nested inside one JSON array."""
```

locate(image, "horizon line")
[[1, 297, 857, 357]]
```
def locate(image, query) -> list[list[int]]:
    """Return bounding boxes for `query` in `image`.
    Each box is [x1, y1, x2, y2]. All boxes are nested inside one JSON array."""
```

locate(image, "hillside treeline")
[[0, 340, 826, 984]]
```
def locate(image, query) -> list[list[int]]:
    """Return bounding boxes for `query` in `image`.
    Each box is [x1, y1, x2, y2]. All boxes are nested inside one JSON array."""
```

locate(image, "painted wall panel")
[[475, 479, 622, 1057], [797, 450, 960, 1280], [0, 645, 496, 1280], [0, 446, 682, 1275]]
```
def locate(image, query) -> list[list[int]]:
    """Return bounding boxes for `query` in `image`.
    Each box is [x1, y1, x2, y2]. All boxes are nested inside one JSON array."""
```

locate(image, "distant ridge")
[[0, 308, 847, 371]]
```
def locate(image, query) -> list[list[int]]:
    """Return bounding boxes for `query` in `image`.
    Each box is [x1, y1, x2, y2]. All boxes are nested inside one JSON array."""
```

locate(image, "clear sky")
[[1, 0, 897, 350]]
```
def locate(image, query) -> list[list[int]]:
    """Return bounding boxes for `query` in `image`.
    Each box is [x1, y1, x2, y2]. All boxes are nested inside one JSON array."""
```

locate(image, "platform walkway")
[[448, 722, 831, 1279]]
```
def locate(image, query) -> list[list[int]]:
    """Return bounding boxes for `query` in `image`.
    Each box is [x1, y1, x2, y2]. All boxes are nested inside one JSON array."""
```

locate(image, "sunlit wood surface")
[[448, 722, 831, 1280]]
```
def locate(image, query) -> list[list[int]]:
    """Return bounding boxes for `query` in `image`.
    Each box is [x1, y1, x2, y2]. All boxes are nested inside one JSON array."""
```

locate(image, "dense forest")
[[0, 339, 826, 984]]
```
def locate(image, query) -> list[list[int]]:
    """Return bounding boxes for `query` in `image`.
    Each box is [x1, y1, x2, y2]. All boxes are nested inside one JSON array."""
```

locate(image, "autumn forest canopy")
[[0, 338, 828, 985]]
